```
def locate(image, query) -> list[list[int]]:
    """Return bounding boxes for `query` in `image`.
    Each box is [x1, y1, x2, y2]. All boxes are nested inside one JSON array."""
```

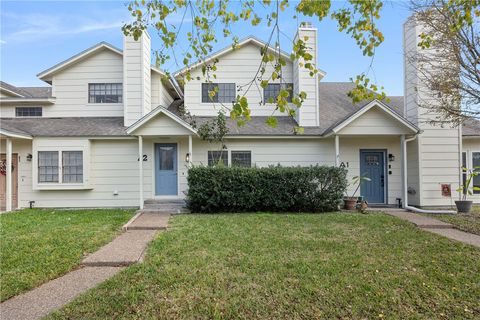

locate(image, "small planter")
[[455, 200, 473, 214], [343, 197, 357, 210]]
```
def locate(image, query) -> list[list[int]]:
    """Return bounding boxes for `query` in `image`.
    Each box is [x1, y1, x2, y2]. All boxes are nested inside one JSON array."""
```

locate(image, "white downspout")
[[402, 134, 456, 214]]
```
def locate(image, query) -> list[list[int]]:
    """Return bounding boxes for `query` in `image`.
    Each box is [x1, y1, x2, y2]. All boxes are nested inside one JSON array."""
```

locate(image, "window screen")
[[208, 151, 228, 166], [62, 151, 83, 183], [88, 83, 122, 103], [38, 151, 59, 183], [473, 152, 480, 194], [16, 107, 42, 117], [231, 151, 251, 167], [263, 83, 293, 103], [462, 152, 467, 194], [202, 83, 236, 103]]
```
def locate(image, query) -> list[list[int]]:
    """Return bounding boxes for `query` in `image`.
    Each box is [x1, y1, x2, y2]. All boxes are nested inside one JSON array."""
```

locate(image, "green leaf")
[[266, 116, 278, 128]]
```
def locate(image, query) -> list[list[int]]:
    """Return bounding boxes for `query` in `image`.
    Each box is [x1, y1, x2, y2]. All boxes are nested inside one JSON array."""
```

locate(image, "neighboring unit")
[[1, 19, 479, 211]]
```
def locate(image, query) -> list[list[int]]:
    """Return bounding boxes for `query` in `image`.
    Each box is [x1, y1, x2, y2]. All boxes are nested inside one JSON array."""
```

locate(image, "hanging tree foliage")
[[123, 0, 479, 141]]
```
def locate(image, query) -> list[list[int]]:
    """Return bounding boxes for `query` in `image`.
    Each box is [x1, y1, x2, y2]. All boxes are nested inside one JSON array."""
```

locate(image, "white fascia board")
[[37, 42, 123, 80], [150, 65, 167, 76], [0, 129, 32, 140], [331, 100, 420, 134], [173, 37, 292, 79], [127, 106, 197, 135], [0, 88, 24, 98], [0, 98, 56, 104]]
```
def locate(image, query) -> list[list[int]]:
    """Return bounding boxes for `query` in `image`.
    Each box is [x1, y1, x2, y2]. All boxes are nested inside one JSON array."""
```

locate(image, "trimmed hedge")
[[186, 165, 347, 213]]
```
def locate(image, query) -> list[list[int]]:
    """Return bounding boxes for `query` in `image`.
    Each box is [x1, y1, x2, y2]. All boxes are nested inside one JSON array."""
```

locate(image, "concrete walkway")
[[385, 209, 480, 248], [0, 211, 170, 320]]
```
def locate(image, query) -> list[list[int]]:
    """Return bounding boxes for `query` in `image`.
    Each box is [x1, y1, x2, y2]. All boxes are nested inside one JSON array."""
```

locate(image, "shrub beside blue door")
[[155, 143, 178, 196], [360, 150, 385, 203]]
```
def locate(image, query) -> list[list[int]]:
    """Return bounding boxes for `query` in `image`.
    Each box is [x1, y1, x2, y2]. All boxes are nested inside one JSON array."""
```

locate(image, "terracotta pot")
[[343, 197, 357, 210], [455, 200, 473, 214]]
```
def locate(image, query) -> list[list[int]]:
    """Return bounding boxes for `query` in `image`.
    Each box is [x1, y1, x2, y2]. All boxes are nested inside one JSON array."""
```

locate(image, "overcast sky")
[[0, 0, 411, 96]]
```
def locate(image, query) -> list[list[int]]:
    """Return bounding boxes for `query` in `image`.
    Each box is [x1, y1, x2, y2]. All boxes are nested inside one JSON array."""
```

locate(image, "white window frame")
[[207, 149, 255, 167], [33, 139, 91, 190]]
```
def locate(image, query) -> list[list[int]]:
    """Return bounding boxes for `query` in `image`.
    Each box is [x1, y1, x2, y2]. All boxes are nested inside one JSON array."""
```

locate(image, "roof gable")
[[37, 42, 122, 81], [127, 106, 197, 135], [328, 100, 419, 135], [173, 37, 293, 78]]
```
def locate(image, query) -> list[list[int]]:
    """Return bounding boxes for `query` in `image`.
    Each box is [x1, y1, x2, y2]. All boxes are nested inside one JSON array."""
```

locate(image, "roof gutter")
[[0, 98, 56, 104]]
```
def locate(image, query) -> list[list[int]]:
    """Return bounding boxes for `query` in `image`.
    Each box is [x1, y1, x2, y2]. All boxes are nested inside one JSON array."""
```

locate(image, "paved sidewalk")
[[0, 211, 171, 320], [0, 267, 122, 320], [385, 210, 480, 248]]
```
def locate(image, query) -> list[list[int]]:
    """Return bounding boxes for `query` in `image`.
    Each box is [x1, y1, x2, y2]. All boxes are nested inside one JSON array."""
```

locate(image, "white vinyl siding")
[[48, 49, 124, 117], [183, 43, 294, 116]]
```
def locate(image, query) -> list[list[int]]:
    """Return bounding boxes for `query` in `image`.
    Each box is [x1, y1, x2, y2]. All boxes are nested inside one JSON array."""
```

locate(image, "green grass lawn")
[[48, 213, 480, 319], [0, 208, 134, 302], [423, 207, 480, 236]]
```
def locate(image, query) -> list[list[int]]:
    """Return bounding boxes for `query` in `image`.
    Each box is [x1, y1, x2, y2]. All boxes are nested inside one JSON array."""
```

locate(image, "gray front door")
[[155, 143, 178, 196], [360, 150, 385, 203]]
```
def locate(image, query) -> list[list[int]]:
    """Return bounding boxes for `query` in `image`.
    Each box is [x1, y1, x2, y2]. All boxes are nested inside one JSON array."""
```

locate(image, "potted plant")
[[455, 167, 480, 213], [344, 174, 371, 210]]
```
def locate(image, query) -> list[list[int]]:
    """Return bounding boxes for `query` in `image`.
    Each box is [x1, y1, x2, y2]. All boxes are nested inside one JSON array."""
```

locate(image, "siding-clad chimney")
[[403, 15, 460, 207], [293, 22, 319, 127], [123, 32, 151, 126]]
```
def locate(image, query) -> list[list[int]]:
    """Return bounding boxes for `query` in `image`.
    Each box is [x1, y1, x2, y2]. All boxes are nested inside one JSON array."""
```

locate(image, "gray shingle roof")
[[1, 83, 478, 137], [168, 82, 408, 136], [462, 118, 480, 136], [0, 117, 127, 137], [0, 81, 52, 98]]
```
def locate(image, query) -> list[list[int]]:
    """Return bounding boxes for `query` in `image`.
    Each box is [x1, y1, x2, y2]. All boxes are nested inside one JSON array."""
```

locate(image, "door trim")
[[359, 149, 388, 204], [154, 143, 179, 196]]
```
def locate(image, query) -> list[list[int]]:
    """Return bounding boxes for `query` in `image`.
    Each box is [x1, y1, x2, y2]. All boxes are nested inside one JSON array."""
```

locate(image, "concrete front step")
[[82, 230, 158, 267], [142, 199, 189, 214]]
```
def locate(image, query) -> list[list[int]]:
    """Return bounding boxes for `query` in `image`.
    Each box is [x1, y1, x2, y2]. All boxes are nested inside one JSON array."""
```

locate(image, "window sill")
[[86, 103, 123, 105], [34, 184, 93, 191]]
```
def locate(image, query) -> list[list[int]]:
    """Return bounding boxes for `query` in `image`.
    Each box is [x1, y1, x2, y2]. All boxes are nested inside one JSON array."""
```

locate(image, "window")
[[462, 152, 467, 194], [38, 151, 84, 184], [232, 151, 251, 167], [62, 151, 83, 183], [38, 151, 59, 183], [88, 83, 122, 103], [473, 152, 480, 194], [16, 107, 42, 117], [208, 151, 228, 166], [201, 83, 236, 103], [263, 83, 293, 103]]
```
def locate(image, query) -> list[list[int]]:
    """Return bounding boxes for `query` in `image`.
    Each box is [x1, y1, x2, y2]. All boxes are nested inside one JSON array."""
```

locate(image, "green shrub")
[[186, 165, 347, 213]]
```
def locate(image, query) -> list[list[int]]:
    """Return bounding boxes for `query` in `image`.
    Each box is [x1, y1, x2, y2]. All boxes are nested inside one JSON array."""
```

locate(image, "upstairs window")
[[89, 83, 122, 103], [232, 151, 251, 167], [16, 107, 42, 117], [202, 83, 236, 103], [263, 83, 293, 103], [208, 151, 228, 167]]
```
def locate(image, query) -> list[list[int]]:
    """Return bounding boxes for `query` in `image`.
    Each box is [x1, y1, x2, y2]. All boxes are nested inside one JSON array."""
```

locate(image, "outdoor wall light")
[[185, 153, 190, 163], [388, 154, 395, 162], [26, 154, 32, 161]]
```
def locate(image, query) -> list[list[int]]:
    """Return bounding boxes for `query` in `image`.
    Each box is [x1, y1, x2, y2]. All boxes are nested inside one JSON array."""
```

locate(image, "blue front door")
[[360, 150, 385, 203], [155, 143, 178, 196]]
